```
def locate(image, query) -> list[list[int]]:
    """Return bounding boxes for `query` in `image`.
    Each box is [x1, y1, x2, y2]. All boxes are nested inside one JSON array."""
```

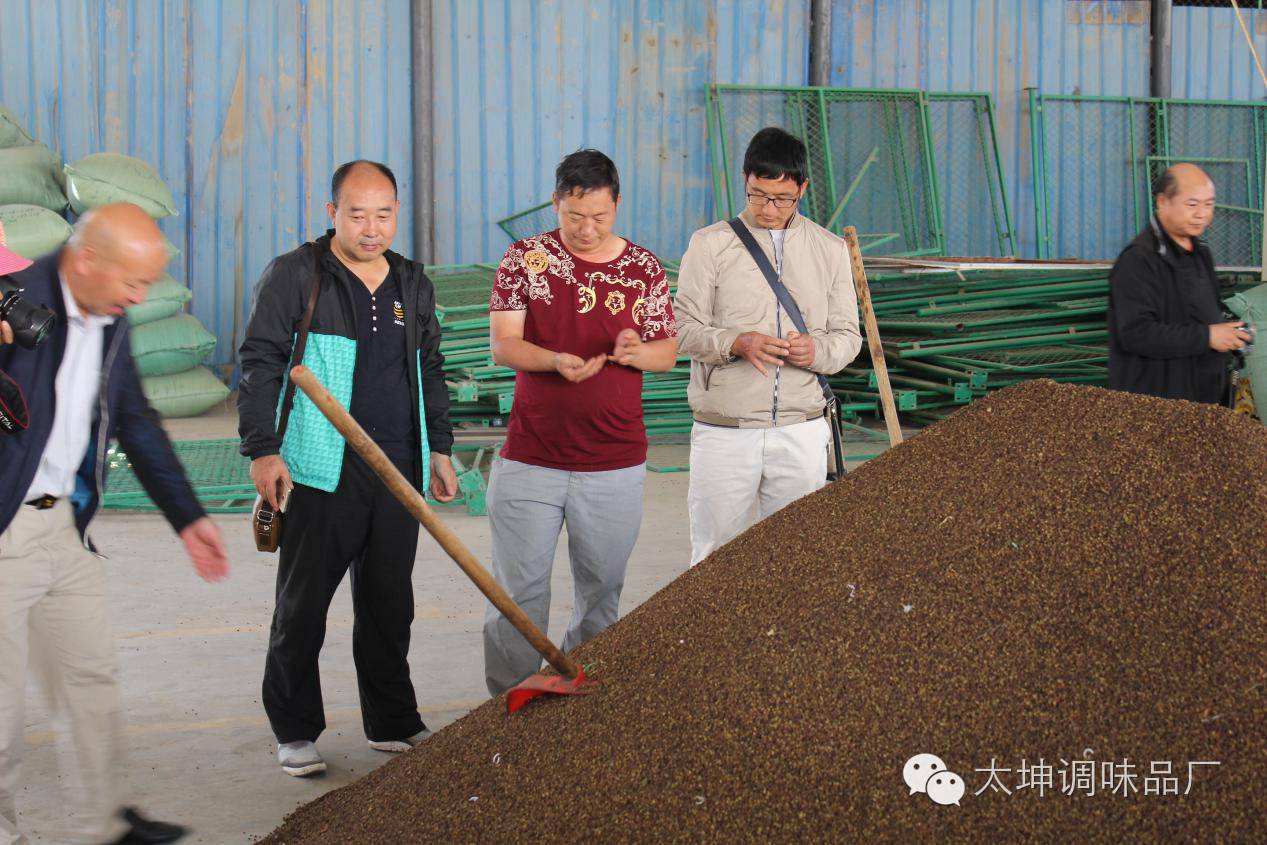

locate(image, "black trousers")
[[262, 447, 424, 744]]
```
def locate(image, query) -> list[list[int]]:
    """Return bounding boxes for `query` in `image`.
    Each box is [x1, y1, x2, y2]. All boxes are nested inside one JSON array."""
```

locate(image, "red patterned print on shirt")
[[490, 230, 677, 472]]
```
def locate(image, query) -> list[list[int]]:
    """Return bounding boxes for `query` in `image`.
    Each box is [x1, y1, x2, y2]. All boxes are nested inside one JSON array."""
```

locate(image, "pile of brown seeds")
[[259, 381, 1267, 844]]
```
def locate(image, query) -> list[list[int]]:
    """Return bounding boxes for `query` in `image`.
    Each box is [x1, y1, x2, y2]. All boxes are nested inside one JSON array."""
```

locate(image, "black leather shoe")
[[105, 807, 188, 845]]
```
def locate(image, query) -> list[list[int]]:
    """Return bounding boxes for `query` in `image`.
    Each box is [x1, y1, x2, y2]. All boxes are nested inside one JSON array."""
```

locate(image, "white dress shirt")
[[24, 275, 116, 501]]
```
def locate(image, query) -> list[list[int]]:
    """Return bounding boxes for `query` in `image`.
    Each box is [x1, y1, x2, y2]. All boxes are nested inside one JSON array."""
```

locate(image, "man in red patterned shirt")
[[484, 150, 678, 695]]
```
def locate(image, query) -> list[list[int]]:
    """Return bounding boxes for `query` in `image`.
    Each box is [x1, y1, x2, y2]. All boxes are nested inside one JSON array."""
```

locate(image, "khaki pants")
[[0, 501, 126, 845]]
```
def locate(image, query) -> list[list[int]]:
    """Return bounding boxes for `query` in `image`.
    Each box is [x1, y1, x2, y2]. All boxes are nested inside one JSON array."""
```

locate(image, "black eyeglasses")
[[746, 192, 799, 209]]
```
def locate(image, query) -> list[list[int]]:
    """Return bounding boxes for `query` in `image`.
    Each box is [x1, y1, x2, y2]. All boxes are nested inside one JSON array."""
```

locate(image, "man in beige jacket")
[[674, 128, 862, 566]]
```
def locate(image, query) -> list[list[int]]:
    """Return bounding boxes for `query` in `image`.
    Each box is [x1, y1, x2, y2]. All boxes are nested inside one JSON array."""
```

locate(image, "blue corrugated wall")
[[431, 0, 808, 265], [0, 0, 414, 368], [0, 1, 1262, 364]]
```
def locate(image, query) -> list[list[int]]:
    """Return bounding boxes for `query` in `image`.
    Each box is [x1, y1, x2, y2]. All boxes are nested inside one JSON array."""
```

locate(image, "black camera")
[[0, 275, 56, 349], [1241, 320, 1257, 352]]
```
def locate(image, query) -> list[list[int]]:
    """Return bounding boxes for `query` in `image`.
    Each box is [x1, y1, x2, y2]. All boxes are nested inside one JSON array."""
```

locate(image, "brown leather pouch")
[[252, 496, 283, 553]]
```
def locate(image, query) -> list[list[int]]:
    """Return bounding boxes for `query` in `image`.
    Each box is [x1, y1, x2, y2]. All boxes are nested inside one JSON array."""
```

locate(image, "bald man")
[[1108, 163, 1250, 404], [0, 203, 228, 845]]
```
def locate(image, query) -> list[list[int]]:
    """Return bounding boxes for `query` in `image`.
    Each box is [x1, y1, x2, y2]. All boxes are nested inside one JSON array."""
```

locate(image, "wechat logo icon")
[[903, 753, 965, 806]]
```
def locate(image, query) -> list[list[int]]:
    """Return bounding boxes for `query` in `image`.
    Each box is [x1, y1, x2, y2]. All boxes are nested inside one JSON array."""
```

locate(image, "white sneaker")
[[367, 728, 432, 753], [277, 740, 326, 777]]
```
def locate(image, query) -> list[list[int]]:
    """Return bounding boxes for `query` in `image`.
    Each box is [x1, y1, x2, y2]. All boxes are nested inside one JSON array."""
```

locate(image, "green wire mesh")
[[931, 345, 1110, 372], [104, 439, 256, 513], [708, 85, 1015, 257], [429, 263, 500, 312], [103, 438, 497, 516], [1034, 94, 1267, 263], [496, 201, 557, 243]]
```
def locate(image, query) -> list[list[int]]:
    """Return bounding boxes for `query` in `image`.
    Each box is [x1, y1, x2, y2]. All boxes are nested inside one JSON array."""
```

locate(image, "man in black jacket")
[[1108, 163, 1251, 404], [238, 160, 457, 777], [0, 205, 228, 845]]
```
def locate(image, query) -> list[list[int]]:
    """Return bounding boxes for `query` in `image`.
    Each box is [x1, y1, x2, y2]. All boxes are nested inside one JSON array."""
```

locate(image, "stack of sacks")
[[0, 105, 225, 417], [0, 106, 71, 258], [127, 304, 229, 418], [62, 153, 228, 418]]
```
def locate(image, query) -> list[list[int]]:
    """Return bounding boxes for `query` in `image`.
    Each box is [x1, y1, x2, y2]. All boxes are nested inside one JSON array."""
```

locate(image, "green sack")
[[125, 275, 192, 326], [0, 106, 35, 148], [0, 145, 68, 211], [0, 204, 72, 259], [141, 366, 229, 418], [163, 232, 181, 261], [64, 152, 177, 218], [129, 313, 216, 377]]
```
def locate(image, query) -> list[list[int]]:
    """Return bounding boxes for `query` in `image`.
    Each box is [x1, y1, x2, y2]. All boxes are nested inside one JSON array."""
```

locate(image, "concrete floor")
[[14, 395, 893, 844]]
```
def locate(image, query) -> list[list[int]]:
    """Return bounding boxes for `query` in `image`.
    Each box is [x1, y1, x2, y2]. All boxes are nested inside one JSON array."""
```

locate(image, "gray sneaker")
[[367, 728, 432, 753], [277, 740, 326, 777]]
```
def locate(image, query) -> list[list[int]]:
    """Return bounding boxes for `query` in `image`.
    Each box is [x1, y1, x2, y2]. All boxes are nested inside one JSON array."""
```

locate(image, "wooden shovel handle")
[[289, 365, 580, 680], [843, 227, 904, 447]]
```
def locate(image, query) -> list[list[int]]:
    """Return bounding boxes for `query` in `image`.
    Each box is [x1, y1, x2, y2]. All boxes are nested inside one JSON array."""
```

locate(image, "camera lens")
[[0, 289, 57, 349]]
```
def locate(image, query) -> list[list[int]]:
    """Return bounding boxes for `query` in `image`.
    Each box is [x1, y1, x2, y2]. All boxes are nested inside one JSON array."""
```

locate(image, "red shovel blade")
[[506, 667, 592, 713]]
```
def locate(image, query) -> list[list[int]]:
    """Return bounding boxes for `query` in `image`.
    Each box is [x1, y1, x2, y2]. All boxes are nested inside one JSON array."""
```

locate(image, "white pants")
[[0, 502, 127, 845], [687, 417, 830, 566]]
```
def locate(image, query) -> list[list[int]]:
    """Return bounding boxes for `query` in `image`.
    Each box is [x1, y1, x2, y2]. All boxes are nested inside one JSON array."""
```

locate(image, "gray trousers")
[[483, 456, 645, 695]]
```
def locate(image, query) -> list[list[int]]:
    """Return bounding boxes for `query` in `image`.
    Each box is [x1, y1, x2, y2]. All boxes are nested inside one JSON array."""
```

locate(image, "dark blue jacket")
[[0, 251, 205, 543]]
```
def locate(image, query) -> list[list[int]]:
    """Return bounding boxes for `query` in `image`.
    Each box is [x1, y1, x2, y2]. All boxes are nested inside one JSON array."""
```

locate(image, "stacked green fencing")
[[105, 260, 1260, 514], [433, 260, 1156, 434], [844, 265, 1114, 424]]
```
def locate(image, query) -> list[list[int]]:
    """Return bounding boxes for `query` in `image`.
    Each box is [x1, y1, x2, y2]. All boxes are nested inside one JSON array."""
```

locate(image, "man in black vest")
[[1108, 163, 1251, 404]]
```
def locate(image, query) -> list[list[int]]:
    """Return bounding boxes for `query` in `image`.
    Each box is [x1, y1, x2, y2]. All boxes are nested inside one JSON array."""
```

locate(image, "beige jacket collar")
[[737, 207, 806, 236]]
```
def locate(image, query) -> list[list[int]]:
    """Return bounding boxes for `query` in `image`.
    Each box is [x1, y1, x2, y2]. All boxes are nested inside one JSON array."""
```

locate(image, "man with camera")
[[1108, 163, 1251, 404], [238, 160, 458, 778], [0, 206, 229, 845]]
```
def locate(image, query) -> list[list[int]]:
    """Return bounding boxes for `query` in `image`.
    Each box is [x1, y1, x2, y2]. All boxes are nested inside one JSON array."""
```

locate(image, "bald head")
[[61, 202, 170, 317], [1154, 163, 1216, 247], [1154, 163, 1213, 204], [71, 203, 166, 262]]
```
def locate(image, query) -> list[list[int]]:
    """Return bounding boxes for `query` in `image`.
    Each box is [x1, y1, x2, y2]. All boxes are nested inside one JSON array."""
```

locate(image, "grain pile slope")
[[260, 381, 1267, 844]]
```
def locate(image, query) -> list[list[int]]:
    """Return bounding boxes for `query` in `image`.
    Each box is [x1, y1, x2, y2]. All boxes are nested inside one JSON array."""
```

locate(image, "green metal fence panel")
[[496, 201, 557, 244], [926, 93, 1016, 257], [104, 439, 256, 513], [707, 85, 1015, 257], [1034, 93, 1267, 264]]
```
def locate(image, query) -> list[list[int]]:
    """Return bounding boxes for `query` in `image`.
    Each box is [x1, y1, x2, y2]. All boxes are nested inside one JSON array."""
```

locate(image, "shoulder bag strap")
[[275, 245, 323, 440], [728, 217, 845, 479], [726, 218, 833, 403]]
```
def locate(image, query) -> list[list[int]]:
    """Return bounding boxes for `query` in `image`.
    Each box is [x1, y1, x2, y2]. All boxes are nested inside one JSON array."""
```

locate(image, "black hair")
[[1152, 168, 1180, 204], [555, 149, 620, 201], [743, 127, 809, 185], [331, 160, 398, 205]]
